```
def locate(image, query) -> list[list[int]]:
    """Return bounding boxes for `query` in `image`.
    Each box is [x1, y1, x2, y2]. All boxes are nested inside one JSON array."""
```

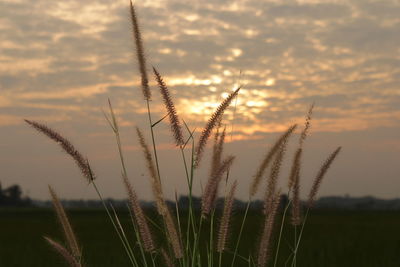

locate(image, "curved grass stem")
[[230, 198, 251, 267], [273, 194, 292, 267]]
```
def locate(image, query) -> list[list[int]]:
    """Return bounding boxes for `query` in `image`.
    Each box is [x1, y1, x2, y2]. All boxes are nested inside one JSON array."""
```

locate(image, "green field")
[[1, 208, 400, 267]]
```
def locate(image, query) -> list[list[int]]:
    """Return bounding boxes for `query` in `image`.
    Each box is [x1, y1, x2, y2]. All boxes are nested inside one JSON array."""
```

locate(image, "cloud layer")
[[1, 0, 399, 199], [1, 0, 399, 133]]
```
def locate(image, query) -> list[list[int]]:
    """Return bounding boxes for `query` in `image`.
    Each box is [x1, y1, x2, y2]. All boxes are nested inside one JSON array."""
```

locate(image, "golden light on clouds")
[[0, 0, 399, 136], [168, 75, 223, 86], [46, 2, 120, 34], [183, 14, 199, 22], [0, 56, 52, 75], [246, 100, 268, 108], [179, 98, 221, 116], [231, 48, 242, 57], [265, 78, 275, 86], [1, 0, 399, 201], [16, 85, 108, 100]]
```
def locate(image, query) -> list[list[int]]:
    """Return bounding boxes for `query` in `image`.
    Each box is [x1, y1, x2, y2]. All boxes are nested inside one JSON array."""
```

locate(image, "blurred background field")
[[1, 208, 400, 267]]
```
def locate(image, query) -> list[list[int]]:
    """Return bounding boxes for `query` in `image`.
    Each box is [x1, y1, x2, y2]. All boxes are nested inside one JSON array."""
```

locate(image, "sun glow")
[[265, 78, 275, 86], [168, 75, 223, 86]]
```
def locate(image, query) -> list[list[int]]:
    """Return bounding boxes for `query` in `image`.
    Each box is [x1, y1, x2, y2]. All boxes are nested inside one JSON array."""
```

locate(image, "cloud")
[[0, 0, 399, 136]]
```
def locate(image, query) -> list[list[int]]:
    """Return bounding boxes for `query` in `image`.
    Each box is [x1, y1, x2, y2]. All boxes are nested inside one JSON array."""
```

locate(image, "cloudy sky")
[[1, 0, 399, 201]]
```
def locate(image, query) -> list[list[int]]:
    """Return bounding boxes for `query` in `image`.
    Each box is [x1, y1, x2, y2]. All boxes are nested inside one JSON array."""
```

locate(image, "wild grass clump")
[[25, 2, 341, 267]]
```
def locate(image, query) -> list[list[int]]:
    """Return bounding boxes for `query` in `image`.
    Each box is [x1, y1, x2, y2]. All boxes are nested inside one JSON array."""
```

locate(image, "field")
[[1, 208, 400, 267]]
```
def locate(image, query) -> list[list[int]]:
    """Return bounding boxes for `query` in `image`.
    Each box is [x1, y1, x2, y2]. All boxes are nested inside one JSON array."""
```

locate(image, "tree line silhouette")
[[0, 182, 31, 207]]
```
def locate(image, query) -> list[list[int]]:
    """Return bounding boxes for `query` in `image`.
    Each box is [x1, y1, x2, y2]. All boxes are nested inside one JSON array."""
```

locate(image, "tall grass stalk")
[[44, 237, 82, 267], [273, 196, 292, 267], [230, 198, 251, 267], [291, 146, 342, 266], [26, 3, 343, 267], [25, 119, 137, 266]]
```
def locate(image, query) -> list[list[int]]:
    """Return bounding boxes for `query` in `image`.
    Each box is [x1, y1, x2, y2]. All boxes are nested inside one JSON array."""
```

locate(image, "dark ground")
[[1, 208, 399, 267]]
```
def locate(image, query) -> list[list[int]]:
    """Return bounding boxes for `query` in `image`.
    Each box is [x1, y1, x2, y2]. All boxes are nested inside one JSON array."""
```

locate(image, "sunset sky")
[[1, 0, 399, 201]]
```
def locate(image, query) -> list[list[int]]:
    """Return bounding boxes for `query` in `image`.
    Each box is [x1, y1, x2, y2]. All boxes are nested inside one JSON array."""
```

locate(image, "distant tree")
[[0, 182, 31, 207], [0, 181, 3, 203], [5, 185, 22, 203]]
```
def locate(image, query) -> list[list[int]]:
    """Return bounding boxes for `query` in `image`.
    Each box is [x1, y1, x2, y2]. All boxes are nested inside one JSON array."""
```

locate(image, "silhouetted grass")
[[22, 2, 343, 266]]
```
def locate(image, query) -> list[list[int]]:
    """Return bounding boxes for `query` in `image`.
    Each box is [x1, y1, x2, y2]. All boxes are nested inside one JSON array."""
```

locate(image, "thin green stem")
[[92, 182, 137, 267], [291, 208, 310, 267], [114, 204, 147, 267], [145, 99, 162, 184], [209, 211, 215, 267], [144, 99, 175, 261], [174, 190, 187, 267], [107, 101, 146, 266], [230, 199, 251, 267], [273, 195, 292, 267], [189, 135, 197, 229], [293, 226, 297, 267], [191, 218, 203, 267], [127, 205, 151, 267], [180, 124, 197, 265], [181, 147, 192, 257]]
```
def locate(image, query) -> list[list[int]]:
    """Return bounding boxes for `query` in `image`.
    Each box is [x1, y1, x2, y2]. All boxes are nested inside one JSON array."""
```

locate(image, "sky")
[[0, 0, 399, 201]]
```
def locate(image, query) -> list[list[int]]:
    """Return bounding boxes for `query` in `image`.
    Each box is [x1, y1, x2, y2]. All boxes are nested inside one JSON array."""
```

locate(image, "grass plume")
[[44, 237, 81, 267], [24, 120, 94, 183], [48, 186, 81, 261], [161, 248, 174, 267], [201, 155, 235, 217], [210, 126, 226, 179], [299, 103, 314, 148], [194, 87, 240, 168], [263, 136, 289, 214], [308, 147, 342, 208], [164, 208, 183, 259], [27, 4, 345, 267], [289, 104, 314, 224], [250, 124, 297, 197], [257, 192, 282, 267], [217, 180, 237, 252], [153, 67, 184, 146], [288, 147, 302, 190], [122, 173, 155, 253], [290, 148, 302, 226], [136, 127, 166, 215], [129, 0, 151, 100]]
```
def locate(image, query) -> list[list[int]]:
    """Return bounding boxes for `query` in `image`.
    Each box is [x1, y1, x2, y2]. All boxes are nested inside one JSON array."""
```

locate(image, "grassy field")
[[1, 208, 400, 267]]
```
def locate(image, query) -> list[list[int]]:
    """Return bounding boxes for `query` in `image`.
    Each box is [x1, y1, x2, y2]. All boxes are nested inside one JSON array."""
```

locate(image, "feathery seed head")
[[217, 180, 237, 252], [136, 127, 166, 215], [25, 120, 94, 183], [161, 248, 174, 267], [164, 208, 183, 259], [210, 126, 226, 179], [288, 148, 303, 226], [291, 171, 301, 226], [48, 186, 81, 261], [299, 103, 314, 147], [194, 87, 240, 168], [44, 237, 81, 267], [153, 67, 184, 146], [201, 155, 235, 217], [308, 146, 342, 208], [130, 1, 151, 100], [122, 174, 155, 252], [250, 124, 297, 197], [288, 148, 302, 190], [263, 141, 287, 214], [257, 192, 282, 267]]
